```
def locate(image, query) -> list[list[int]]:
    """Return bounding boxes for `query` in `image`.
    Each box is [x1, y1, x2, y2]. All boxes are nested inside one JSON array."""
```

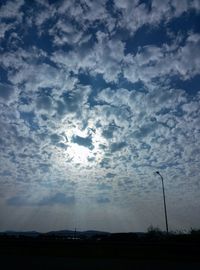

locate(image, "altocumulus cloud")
[[0, 0, 200, 232]]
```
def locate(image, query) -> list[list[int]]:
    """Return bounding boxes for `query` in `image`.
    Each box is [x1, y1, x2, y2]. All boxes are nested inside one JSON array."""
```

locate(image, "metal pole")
[[156, 171, 169, 234]]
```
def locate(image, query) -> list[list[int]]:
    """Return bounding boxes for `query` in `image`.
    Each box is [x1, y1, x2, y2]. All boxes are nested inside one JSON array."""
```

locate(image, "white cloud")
[[123, 33, 200, 83], [0, 0, 24, 20], [113, 0, 200, 35], [51, 30, 125, 82]]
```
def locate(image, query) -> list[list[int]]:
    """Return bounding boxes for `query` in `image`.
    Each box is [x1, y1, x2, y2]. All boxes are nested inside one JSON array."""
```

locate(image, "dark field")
[[0, 235, 200, 269], [1, 255, 200, 270]]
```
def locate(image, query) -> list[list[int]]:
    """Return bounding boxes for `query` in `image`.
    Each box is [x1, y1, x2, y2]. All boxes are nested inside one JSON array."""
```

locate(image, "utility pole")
[[156, 171, 169, 234], [74, 227, 77, 240]]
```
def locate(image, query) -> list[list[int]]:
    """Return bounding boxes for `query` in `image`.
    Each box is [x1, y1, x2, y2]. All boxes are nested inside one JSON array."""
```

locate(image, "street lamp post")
[[156, 171, 169, 234]]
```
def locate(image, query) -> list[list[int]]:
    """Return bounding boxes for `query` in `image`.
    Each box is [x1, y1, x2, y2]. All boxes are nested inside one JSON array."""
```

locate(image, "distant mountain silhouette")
[[0, 230, 110, 238], [1, 231, 40, 237], [46, 230, 110, 237]]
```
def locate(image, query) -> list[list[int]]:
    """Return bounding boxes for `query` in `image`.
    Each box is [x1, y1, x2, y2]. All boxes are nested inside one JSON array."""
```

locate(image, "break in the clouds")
[[0, 0, 200, 232]]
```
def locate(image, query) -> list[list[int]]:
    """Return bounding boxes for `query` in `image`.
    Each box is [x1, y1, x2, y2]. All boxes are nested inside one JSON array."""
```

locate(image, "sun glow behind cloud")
[[59, 122, 106, 166], [68, 135, 105, 165], [68, 143, 92, 164]]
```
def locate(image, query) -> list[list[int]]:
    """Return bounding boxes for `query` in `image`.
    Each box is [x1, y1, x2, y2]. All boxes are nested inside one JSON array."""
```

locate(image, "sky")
[[0, 0, 200, 233]]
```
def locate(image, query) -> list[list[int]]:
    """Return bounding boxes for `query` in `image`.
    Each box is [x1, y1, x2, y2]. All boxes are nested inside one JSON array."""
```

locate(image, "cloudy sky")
[[0, 0, 200, 233]]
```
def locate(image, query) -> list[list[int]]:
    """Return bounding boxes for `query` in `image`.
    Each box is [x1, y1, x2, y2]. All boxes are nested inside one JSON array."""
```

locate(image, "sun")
[[67, 143, 92, 164], [62, 123, 107, 165]]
